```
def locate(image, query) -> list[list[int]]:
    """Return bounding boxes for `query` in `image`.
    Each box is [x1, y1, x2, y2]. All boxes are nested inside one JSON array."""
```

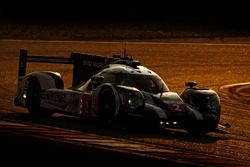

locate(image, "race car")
[[14, 49, 221, 133]]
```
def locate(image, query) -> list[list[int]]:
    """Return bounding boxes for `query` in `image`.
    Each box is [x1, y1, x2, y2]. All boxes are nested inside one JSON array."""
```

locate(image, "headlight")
[[119, 90, 144, 109]]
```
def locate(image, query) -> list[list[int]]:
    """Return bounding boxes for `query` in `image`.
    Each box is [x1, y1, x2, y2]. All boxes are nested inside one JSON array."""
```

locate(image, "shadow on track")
[[3, 112, 226, 144]]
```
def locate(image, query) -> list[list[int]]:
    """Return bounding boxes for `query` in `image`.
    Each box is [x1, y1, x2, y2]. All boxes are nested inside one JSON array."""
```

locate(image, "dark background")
[[1, 1, 250, 37], [1, 2, 249, 25]]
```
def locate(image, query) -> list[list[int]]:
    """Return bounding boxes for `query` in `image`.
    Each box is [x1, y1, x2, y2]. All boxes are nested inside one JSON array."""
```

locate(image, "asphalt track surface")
[[0, 40, 249, 166]]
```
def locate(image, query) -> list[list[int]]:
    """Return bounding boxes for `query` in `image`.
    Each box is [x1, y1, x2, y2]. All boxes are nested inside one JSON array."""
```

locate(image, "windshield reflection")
[[118, 74, 169, 93]]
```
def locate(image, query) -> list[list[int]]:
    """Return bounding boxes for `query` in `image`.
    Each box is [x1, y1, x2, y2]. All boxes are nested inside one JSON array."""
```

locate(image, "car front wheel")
[[99, 87, 117, 124]]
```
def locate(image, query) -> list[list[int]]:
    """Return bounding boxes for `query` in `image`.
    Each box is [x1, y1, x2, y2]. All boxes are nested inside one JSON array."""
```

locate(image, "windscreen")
[[117, 74, 169, 93]]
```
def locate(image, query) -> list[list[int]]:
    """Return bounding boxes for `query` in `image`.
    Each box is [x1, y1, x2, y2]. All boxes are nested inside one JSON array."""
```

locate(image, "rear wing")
[[18, 49, 117, 87]]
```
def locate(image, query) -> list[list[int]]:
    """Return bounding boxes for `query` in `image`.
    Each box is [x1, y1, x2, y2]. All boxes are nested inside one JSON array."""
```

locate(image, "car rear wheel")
[[26, 77, 54, 116]]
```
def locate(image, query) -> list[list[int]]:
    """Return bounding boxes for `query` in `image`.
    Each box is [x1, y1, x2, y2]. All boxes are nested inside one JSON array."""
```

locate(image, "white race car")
[[14, 49, 221, 133]]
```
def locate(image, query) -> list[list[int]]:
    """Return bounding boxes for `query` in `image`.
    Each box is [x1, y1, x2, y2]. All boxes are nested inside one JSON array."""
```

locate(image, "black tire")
[[26, 77, 54, 116], [98, 87, 116, 124], [142, 111, 161, 131], [185, 120, 218, 134]]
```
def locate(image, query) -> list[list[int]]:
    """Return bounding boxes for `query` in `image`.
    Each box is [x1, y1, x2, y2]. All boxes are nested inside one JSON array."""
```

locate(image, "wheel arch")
[[180, 88, 221, 133], [25, 72, 57, 116], [29, 71, 64, 90], [15, 71, 64, 106]]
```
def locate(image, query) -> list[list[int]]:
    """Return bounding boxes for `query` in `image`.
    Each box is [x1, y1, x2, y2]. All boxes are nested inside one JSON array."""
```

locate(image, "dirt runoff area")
[[1, 20, 250, 42]]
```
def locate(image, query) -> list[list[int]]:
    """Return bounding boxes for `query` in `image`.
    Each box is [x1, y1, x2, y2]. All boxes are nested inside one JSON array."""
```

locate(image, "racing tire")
[[185, 120, 218, 135], [142, 111, 162, 132], [26, 77, 54, 116], [98, 87, 116, 125]]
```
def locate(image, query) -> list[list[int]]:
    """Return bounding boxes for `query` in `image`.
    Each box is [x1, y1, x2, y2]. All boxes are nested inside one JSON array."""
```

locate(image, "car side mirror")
[[185, 81, 197, 88], [91, 75, 104, 83]]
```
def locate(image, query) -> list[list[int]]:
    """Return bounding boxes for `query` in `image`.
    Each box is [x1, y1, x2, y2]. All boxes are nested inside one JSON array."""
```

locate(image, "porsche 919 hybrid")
[[14, 49, 221, 133]]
